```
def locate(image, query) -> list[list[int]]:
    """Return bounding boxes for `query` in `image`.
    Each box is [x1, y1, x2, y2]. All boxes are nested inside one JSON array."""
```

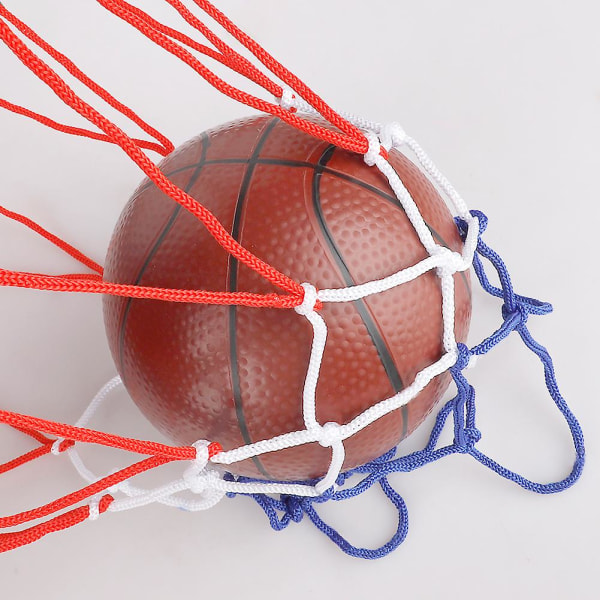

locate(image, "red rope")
[[0, 0, 376, 551], [188, 0, 369, 148], [0, 445, 52, 476], [107, 0, 283, 97], [0, 98, 170, 155], [0, 13, 303, 299], [99, 0, 369, 154], [0, 203, 103, 274], [0, 456, 171, 528], [0, 495, 114, 553], [0, 268, 299, 308], [0, 409, 224, 460], [0, 4, 173, 156], [0, 420, 222, 551], [0, 423, 76, 475], [9, 425, 53, 445]]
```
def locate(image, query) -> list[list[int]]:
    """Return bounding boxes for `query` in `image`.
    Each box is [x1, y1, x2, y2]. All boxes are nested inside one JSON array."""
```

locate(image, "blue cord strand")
[[226, 210, 585, 559]]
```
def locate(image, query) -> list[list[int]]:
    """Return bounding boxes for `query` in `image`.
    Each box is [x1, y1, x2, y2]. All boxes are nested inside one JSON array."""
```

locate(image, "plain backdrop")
[[0, 1, 599, 598]]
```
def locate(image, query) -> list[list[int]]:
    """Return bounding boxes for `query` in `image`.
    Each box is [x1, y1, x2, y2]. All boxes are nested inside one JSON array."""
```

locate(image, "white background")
[[0, 1, 598, 598]]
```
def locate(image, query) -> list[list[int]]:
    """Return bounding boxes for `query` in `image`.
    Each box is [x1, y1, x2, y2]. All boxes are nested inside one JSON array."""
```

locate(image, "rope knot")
[[50, 438, 74, 455], [363, 130, 382, 166], [88, 496, 102, 521], [501, 302, 528, 327], [316, 421, 343, 448], [295, 282, 319, 316], [430, 245, 466, 273], [452, 343, 473, 372], [183, 440, 211, 494], [465, 427, 482, 445], [456, 426, 482, 453], [282, 495, 305, 523], [380, 121, 407, 151], [279, 88, 298, 112]]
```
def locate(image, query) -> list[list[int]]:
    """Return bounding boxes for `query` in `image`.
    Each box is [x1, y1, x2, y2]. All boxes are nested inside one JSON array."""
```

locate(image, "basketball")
[[103, 115, 471, 481]]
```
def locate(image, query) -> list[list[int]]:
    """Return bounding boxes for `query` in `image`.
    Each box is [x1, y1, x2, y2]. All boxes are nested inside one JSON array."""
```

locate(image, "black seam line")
[[312, 145, 410, 439], [117, 132, 210, 382], [384, 163, 471, 299], [228, 117, 280, 479]]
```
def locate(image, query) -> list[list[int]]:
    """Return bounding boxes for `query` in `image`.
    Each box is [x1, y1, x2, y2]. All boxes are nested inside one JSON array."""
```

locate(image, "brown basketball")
[[103, 115, 471, 481]]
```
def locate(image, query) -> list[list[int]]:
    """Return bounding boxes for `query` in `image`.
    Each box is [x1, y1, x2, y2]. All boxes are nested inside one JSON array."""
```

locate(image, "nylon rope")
[[0, 0, 584, 556]]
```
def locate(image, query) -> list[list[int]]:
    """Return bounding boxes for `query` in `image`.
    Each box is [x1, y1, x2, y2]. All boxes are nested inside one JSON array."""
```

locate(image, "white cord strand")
[[295, 283, 327, 430]]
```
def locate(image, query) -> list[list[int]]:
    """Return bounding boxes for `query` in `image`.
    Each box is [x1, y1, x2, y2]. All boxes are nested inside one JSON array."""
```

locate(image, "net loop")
[[0, 207, 578, 558], [294, 282, 319, 316], [233, 214, 583, 556], [237, 461, 409, 558]]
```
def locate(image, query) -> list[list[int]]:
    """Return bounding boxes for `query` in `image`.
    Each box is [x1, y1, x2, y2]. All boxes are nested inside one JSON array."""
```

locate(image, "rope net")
[[0, 0, 585, 558]]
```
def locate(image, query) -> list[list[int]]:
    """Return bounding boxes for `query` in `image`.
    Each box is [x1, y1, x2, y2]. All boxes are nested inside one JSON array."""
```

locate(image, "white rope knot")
[[295, 282, 319, 316], [183, 440, 211, 494], [88, 496, 101, 521], [316, 422, 343, 448], [50, 438, 65, 456], [363, 130, 381, 166], [380, 121, 407, 151], [184, 468, 221, 495], [279, 87, 297, 111], [430, 245, 467, 274]]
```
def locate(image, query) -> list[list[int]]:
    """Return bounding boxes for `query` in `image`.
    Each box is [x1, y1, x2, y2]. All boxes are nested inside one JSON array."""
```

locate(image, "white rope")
[[295, 282, 327, 431]]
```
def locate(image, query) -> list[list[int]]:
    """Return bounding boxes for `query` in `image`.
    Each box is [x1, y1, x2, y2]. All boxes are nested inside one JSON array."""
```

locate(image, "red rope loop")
[[0, 0, 375, 551], [0, 410, 223, 553]]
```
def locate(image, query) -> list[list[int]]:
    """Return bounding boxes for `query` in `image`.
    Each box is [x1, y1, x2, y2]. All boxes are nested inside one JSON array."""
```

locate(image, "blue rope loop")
[[227, 210, 584, 558]]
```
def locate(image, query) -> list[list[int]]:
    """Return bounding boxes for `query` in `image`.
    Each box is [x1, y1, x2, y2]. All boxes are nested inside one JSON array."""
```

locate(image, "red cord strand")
[[9, 425, 53, 445], [0, 203, 103, 274], [188, 0, 368, 146], [0, 425, 74, 475], [108, 0, 283, 97], [0, 409, 206, 460], [0, 98, 169, 155], [0, 456, 171, 528], [0, 495, 114, 553], [0, 14, 303, 299], [0, 4, 173, 156], [0, 268, 299, 308], [0, 427, 221, 549], [99, 0, 368, 154], [0, 445, 52, 476], [0, 0, 376, 550]]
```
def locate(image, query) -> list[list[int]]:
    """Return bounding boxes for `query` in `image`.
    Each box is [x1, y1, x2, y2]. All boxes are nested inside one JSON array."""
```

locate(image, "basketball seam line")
[[311, 145, 409, 440], [117, 132, 210, 392], [227, 117, 281, 479]]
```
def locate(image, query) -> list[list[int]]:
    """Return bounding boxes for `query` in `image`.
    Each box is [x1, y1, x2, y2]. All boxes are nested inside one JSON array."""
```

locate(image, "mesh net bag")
[[0, 0, 585, 558]]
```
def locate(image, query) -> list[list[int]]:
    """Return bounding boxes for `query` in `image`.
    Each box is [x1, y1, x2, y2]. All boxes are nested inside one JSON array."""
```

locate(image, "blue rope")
[[227, 210, 585, 558]]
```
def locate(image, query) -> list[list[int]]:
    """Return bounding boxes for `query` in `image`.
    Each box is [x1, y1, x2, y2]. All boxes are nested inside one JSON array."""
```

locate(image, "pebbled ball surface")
[[103, 115, 471, 481]]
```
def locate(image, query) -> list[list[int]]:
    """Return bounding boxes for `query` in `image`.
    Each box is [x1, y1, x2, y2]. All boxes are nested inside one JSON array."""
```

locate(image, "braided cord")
[[0, 1, 584, 556]]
